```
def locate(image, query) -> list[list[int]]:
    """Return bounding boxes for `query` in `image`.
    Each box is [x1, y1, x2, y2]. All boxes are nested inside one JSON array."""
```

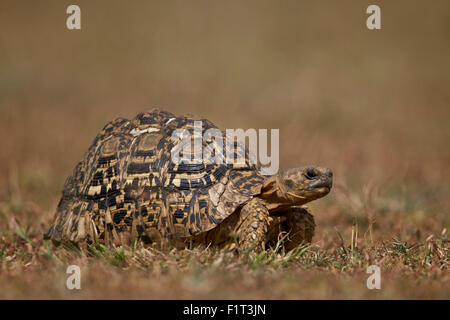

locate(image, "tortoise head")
[[261, 166, 333, 206]]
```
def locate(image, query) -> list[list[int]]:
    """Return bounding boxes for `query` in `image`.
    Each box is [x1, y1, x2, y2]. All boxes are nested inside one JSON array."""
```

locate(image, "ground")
[[0, 1, 449, 299]]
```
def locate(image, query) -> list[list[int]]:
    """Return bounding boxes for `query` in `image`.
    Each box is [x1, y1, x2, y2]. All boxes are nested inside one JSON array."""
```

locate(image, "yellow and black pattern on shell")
[[45, 109, 265, 246]]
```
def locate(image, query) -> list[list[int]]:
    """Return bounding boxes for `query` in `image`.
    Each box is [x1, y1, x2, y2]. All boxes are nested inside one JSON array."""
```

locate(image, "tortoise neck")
[[258, 174, 308, 212]]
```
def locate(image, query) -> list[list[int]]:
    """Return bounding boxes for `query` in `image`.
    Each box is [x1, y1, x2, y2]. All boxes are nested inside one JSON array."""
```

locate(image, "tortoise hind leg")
[[235, 198, 270, 251], [266, 206, 315, 251]]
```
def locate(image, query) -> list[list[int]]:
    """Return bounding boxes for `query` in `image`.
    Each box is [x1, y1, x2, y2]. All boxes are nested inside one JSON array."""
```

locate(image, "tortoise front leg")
[[266, 206, 316, 251], [235, 198, 270, 251]]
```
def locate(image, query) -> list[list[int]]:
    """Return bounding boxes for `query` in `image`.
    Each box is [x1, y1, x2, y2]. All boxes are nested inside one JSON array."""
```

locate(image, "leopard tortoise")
[[45, 109, 332, 251]]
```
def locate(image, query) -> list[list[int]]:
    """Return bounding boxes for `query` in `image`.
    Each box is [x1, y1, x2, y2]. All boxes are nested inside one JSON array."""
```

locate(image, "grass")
[[0, 0, 449, 299], [0, 200, 448, 299]]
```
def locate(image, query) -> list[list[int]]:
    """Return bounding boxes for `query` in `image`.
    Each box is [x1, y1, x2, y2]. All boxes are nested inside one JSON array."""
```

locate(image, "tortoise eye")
[[305, 169, 317, 180]]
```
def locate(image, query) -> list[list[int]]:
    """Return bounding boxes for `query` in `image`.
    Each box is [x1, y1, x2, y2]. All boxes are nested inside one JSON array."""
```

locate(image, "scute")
[[45, 108, 265, 246]]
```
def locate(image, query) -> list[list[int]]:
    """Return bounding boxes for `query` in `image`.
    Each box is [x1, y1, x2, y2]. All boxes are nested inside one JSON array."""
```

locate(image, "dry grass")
[[0, 0, 449, 299]]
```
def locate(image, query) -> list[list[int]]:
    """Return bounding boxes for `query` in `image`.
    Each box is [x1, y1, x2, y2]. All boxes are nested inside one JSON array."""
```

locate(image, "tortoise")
[[44, 109, 332, 251]]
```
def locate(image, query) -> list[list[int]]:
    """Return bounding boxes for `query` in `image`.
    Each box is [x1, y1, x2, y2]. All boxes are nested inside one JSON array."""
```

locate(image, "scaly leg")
[[235, 198, 270, 251], [266, 206, 315, 251]]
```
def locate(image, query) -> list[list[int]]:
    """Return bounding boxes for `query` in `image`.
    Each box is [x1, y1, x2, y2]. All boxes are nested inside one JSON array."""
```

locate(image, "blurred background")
[[0, 0, 449, 290]]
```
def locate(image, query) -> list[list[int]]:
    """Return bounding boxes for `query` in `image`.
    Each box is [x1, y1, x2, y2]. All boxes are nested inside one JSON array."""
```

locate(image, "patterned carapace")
[[45, 109, 266, 246]]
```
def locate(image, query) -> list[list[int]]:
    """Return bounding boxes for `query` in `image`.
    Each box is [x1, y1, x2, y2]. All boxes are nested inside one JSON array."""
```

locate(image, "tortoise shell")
[[45, 109, 265, 246]]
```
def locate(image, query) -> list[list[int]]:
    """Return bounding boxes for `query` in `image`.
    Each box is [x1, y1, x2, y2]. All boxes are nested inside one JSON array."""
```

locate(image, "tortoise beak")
[[308, 168, 333, 190]]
